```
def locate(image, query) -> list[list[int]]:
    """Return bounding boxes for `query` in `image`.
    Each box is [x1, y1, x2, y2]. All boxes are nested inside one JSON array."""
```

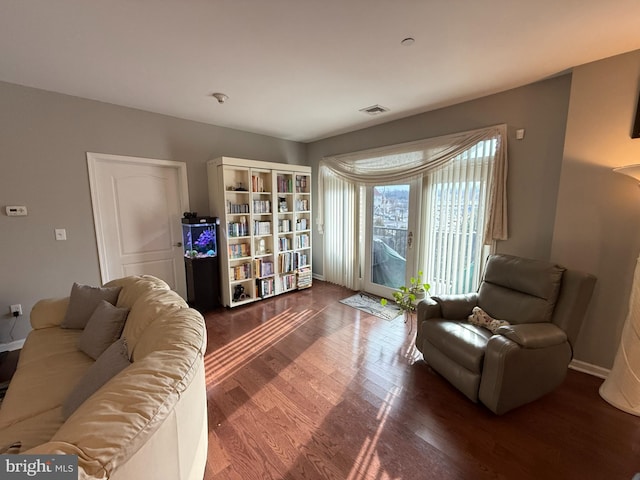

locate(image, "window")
[[319, 125, 507, 294], [422, 139, 496, 294]]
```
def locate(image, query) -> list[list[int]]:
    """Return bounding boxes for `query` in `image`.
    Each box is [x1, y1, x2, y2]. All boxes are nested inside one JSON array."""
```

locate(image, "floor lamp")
[[599, 164, 640, 416]]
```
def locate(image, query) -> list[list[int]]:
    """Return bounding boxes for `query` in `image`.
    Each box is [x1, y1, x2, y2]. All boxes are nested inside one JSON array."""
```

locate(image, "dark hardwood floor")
[[202, 281, 640, 480]]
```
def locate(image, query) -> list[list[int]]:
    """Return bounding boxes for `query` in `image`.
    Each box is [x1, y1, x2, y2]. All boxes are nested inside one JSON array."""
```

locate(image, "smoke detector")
[[211, 93, 229, 104], [359, 104, 390, 115]]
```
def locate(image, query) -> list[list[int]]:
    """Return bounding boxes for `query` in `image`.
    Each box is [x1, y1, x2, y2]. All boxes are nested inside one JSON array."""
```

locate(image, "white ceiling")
[[1, 1, 640, 143]]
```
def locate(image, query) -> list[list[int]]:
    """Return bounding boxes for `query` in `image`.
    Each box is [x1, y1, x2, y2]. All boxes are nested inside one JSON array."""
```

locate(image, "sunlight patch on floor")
[[347, 386, 403, 480], [204, 307, 316, 388]]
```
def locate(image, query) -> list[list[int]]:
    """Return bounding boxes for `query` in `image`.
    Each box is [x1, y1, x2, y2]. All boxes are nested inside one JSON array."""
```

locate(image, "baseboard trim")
[[312, 273, 325, 281], [569, 359, 610, 379], [0, 339, 25, 353]]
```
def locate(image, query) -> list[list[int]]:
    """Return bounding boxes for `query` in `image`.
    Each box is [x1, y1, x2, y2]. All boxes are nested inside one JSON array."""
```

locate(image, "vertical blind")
[[322, 170, 361, 289], [422, 139, 495, 294]]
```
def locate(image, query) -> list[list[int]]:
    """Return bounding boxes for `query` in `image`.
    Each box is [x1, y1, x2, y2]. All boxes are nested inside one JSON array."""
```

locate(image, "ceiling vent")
[[359, 104, 390, 115]]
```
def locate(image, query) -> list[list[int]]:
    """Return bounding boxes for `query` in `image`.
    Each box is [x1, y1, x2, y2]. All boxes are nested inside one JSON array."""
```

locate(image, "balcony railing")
[[372, 227, 407, 260]]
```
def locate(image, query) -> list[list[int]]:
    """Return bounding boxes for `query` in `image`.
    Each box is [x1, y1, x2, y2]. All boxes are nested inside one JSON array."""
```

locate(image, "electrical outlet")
[[10, 304, 22, 316], [5, 205, 27, 216]]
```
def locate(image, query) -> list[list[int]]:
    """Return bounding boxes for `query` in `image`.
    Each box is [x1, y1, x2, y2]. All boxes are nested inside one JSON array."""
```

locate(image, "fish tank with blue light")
[[182, 216, 219, 258]]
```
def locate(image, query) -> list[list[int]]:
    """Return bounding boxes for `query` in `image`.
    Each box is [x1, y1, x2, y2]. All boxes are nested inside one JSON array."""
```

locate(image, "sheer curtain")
[[319, 124, 507, 290]]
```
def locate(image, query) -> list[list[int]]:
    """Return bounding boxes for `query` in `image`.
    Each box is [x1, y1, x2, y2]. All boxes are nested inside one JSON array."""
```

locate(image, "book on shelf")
[[228, 220, 249, 237], [253, 258, 274, 277], [230, 263, 252, 281], [296, 218, 308, 231], [295, 234, 310, 249], [296, 251, 309, 268], [253, 220, 271, 235], [277, 273, 296, 291], [295, 175, 308, 193], [297, 266, 312, 289], [228, 243, 250, 258], [227, 201, 250, 214], [256, 277, 275, 297], [252, 199, 271, 214], [278, 219, 291, 233], [278, 252, 295, 273], [277, 175, 293, 193], [295, 199, 309, 211], [278, 237, 292, 252], [251, 175, 268, 193]]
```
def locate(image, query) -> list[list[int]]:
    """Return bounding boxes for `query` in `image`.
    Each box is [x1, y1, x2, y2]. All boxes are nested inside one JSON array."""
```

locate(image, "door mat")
[[339, 292, 402, 321]]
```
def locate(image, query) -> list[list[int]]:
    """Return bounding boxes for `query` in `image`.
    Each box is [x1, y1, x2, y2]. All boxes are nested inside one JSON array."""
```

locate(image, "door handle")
[[173, 242, 183, 247]]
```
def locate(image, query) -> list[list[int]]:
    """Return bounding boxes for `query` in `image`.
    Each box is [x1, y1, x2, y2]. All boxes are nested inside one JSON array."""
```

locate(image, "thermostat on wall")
[[5, 205, 28, 216]]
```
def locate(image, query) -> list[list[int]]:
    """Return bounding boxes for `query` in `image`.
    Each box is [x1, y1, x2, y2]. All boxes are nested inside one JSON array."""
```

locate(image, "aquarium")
[[182, 217, 219, 258]]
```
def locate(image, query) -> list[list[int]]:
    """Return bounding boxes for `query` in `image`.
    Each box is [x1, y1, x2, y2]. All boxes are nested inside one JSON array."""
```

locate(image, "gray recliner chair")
[[415, 254, 596, 415]]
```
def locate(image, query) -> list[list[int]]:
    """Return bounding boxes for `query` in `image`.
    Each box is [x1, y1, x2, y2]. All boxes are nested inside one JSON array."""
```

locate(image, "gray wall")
[[307, 74, 573, 278], [3, 50, 637, 370], [0, 81, 305, 346], [551, 50, 640, 368]]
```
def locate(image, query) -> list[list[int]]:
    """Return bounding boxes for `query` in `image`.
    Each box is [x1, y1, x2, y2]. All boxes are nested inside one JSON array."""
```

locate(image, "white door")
[[363, 179, 422, 299], [87, 152, 189, 298]]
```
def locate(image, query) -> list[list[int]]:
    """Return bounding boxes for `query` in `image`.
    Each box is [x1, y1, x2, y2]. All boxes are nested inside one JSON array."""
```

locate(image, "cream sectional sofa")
[[0, 275, 208, 480]]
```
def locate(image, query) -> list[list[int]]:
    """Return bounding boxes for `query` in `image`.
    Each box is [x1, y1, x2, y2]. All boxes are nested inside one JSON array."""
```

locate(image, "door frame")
[[362, 178, 423, 299], [86, 152, 190, 287]]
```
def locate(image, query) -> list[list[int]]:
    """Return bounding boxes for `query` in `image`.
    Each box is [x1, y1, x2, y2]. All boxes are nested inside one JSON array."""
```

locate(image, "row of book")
[[277, 273, 296, 292], [239, 270, 313, 298], [278, 251, 312, 272], [278, 237, 292, 252], [276, 175, 294, 193], [278, 219, 292, 233], [254, 220, 271, 235], [230, 263, 251, 281], [297, 252, 309, 267], [228, 243, 250, 258], [295, 199, 310, 211], [295, 175, 309, 193], [227, 202, 250, 214], [251, 175, 269, 194], [254, 258, 274, 278], [297, 267, 312, 289], [295, 234, 310, 249], [229, 225, 307, 240], [296, 218, 309, 231], [252, 199, 271, 214], [228, 221, 249, 237], [256, 277, 275, 297]]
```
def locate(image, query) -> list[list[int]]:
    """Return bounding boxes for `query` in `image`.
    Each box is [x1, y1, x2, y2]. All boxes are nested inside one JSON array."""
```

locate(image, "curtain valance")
[[318, 124, 508, 244]]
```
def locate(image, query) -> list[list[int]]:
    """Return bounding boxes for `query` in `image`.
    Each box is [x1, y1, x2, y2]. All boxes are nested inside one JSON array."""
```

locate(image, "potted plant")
[[381, 271, 430, 318]]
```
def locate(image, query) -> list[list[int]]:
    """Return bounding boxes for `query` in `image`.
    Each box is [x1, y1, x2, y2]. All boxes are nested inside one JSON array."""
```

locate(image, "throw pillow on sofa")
[[63, 337, 131, 420], [0, 441, 21, 454], [61, 283, 122, 329], [78, 300, 129, 360], [468, 306, 510, 334]]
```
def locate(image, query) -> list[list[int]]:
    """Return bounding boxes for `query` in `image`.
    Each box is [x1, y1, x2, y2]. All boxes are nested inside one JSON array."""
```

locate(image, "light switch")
[[55, 228, 67, 241], [516, 129, 525, 140]]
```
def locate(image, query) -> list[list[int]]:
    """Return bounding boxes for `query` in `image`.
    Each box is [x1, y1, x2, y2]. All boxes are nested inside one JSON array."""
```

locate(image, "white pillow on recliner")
[[468, 306, 510, 334]]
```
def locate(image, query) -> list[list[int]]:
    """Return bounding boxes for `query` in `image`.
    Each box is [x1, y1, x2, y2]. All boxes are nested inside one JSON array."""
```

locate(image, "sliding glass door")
[[363, 179, 421, 299]]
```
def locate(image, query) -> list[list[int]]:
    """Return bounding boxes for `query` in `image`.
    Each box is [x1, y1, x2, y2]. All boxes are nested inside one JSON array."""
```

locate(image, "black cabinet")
[[182, 216, 221, 312]]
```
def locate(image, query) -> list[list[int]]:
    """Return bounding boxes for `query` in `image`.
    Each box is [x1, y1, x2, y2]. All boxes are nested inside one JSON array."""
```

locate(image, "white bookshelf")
[[207, 157, 312, 307]]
